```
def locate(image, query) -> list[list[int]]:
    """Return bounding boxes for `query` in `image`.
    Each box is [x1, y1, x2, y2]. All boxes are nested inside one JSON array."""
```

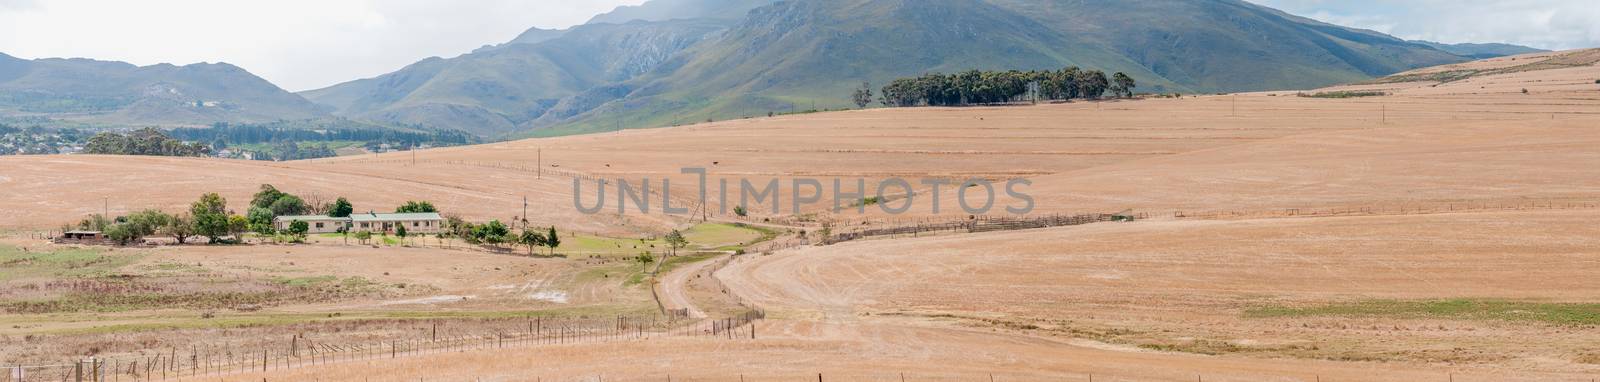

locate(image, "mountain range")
[[0, 53, 326, 127], [0, 0, 1550, 137]]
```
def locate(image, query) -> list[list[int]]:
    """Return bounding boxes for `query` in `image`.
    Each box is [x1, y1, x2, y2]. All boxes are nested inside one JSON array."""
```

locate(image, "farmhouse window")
[[315, 222, 324, 228]]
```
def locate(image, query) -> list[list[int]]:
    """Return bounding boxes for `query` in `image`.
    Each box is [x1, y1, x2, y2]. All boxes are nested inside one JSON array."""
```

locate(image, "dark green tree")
[[247, 207, 276, 234], [287, 220, 310, 242], [328, 197, 354, 218], [251, 184, 287, 209], [1077, 70, 1110, 99], [545, 226, 561, 256], [268, 195, 308, 216], [396, 201, 437, 213], [1111, 72, 1137, 98]]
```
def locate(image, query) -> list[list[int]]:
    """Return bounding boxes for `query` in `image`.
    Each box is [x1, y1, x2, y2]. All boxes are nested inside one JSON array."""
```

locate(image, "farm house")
[[273, 212, 444, 234]]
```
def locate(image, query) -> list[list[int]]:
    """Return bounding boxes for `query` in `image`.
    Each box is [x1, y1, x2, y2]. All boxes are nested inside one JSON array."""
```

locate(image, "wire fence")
[[2, 312, 763, 382]]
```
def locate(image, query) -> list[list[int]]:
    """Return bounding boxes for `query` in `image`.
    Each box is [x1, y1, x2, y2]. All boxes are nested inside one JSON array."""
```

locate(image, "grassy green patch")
[[272, 275, 339, 287], [0, 244, 140, 281], [565, 222, 775, 256], [624, 253, 718, 286], [682, 223, 765, 248], [1247, 299, 1600, 326], [1296, 90, 1387, 98]]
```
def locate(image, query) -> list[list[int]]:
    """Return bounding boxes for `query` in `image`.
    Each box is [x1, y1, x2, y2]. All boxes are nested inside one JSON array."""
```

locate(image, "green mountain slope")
[[1414, 41, 1546, 59], [301, 19, 727, 136], [0, 53, 327, 126], [532, 0, 1468, 136]]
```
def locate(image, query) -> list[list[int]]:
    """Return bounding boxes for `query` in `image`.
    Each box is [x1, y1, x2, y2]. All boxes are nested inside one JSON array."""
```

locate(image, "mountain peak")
[[587, 0, 777, 24]]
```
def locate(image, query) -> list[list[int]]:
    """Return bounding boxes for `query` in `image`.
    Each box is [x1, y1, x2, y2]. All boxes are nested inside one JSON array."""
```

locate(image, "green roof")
[[350, 212, 444, 222], [273, 215, 347, 221]]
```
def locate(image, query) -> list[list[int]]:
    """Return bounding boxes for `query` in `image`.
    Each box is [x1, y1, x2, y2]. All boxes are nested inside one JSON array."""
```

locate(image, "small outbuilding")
[[60, 230, 103, 241]]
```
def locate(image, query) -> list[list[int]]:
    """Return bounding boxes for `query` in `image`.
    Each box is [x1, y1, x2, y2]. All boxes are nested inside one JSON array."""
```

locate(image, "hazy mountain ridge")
[[586, 0, 778, 24], [0, 53, 326, 126]]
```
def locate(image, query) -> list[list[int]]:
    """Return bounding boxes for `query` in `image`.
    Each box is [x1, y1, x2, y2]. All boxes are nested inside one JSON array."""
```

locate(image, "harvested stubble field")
[[720, 210, 1600, 370], [3, 50, 1600, 380]]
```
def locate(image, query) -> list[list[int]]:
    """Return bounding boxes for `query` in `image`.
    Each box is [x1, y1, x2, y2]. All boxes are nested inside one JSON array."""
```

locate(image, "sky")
[[0, 0, 645, 91], [1247, 0, 1600, 51], [1, 0, 1596, 92]]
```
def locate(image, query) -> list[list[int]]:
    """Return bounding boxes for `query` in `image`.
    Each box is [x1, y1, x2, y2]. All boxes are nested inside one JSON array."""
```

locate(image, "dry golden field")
[[2, 49, 1600, 380]]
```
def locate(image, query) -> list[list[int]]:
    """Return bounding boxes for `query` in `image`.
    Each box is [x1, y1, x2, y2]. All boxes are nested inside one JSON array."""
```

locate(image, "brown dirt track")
[[4, 50, 1600, 380]]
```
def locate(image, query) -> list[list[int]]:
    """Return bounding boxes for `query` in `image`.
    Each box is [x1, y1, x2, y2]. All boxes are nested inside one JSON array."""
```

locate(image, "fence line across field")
[[3, 312, 762, 382]]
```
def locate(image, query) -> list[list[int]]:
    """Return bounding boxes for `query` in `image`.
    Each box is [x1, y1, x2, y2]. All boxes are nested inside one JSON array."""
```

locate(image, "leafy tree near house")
[[287, 220, 310, 242], [163, 214, 194, 244], [227, 215, 249, 241], [251, 184, 287, 209], [73, 214, 114, 232], [125, 209, 171, 238], [190, 193, 230, 243], [105, 223, 140, 245], [268, 195, 308, 216], [354, 230, 373, 245], [474, 220, 511, 248], [395, 224, 408, 245], [328, 197, 354, 218], [396, 201, 438, 213], [247, 207, 276, 234]]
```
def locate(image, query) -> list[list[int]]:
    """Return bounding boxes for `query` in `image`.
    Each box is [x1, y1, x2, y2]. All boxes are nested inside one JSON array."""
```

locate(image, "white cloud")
[[0, 0, 646, 91], [1249, 0, 1600, 51]]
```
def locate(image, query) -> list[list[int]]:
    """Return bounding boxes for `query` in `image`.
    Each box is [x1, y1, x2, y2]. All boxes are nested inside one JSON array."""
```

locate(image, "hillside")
[[1416, 41, 1546, 59], [307, 0, 1476, 138], [0, 53, 327, 127], [539, 0, 1471, 134], [586, 0, 777, 24], [7, 48, 1600, 382], [300, 19, 728, 136]]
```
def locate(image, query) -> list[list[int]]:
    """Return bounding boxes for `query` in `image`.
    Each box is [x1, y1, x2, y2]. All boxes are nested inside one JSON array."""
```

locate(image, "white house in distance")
[[274, 212, 445, 234]]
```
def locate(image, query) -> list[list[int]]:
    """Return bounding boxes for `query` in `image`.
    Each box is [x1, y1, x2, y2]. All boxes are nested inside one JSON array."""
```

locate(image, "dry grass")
[[4, 50, 1600, 379]]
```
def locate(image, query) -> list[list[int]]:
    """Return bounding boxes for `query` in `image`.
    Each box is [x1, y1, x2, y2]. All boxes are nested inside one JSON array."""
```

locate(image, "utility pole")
[[103, 197, 108, 218], [537, 148, 542, 179], [522, 196, 529, 230]]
